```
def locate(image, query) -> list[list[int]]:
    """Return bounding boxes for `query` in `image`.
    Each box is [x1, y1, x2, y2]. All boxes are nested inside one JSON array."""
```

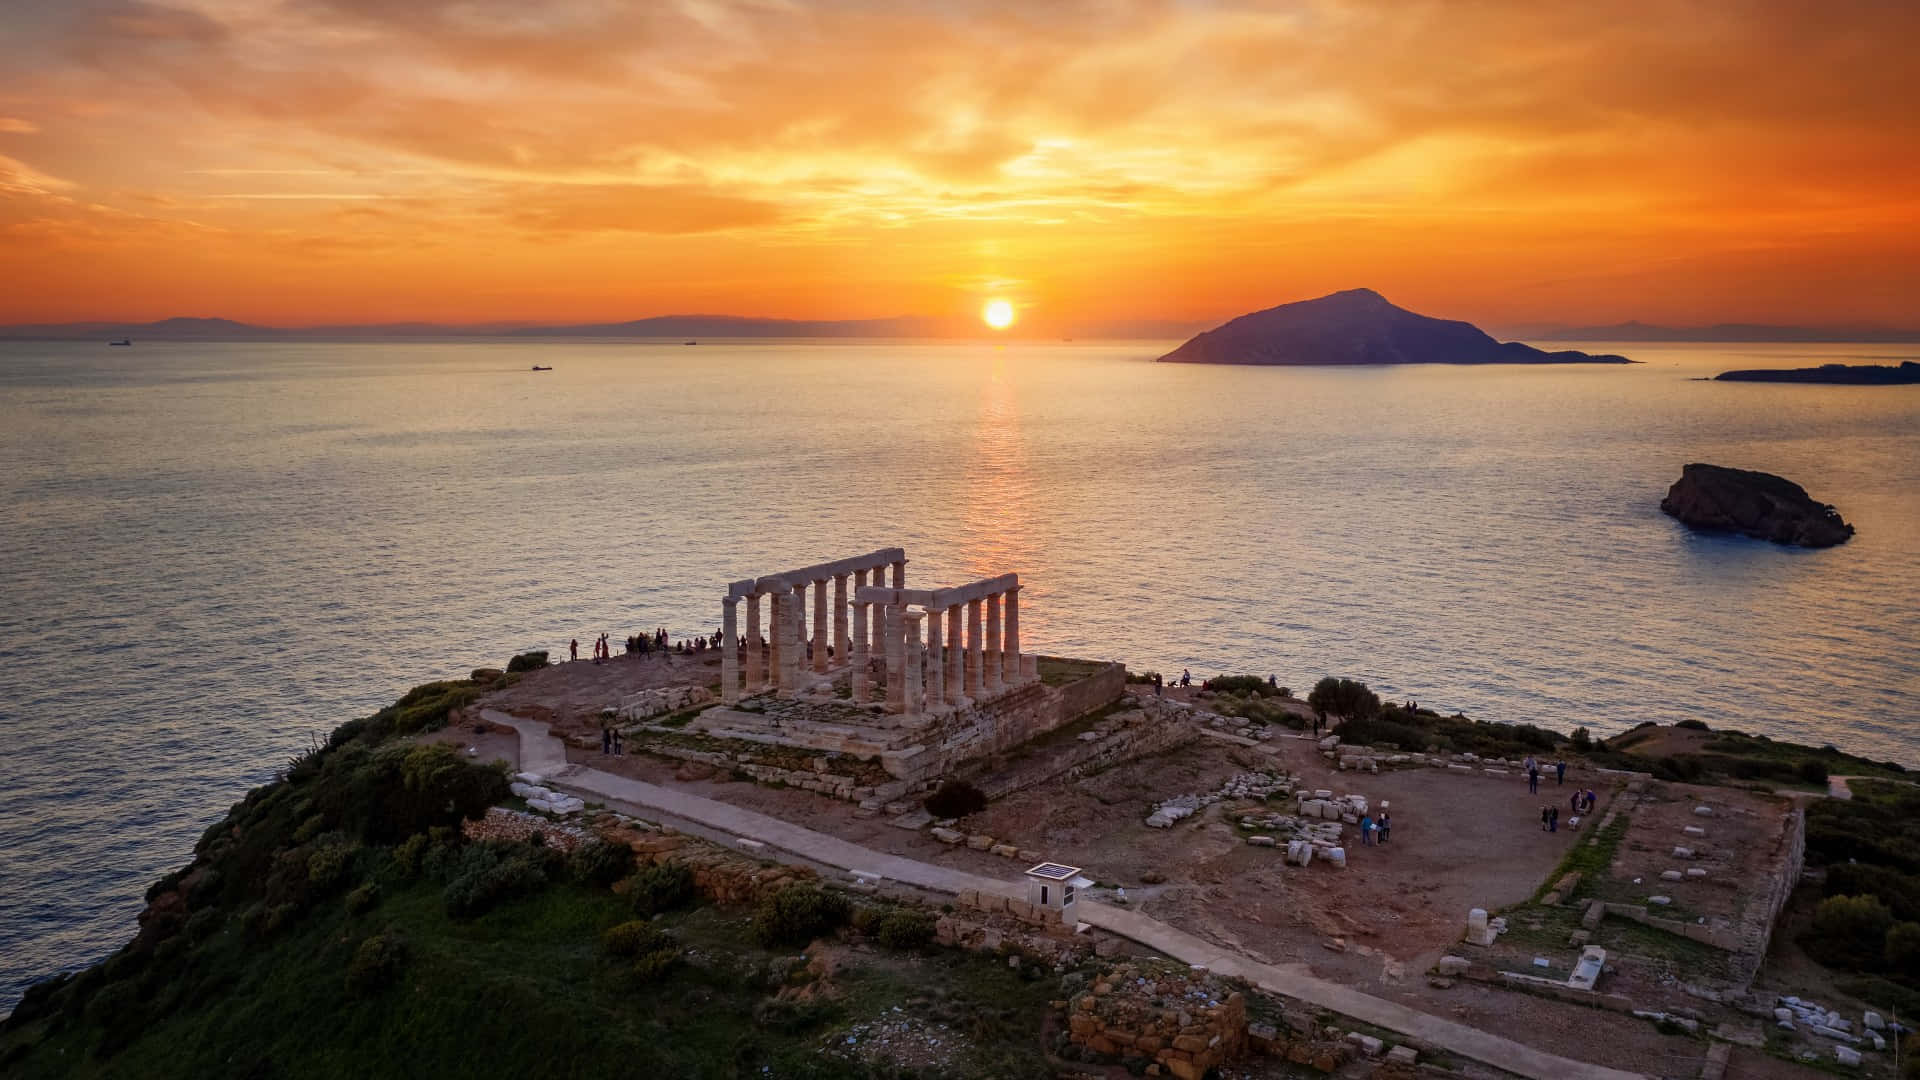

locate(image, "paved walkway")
[[491, 711, 1647, 1080]]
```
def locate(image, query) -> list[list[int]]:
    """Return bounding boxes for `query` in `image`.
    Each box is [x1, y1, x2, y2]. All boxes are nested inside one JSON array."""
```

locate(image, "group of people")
[[1148, 669, 1195, 696], [570, 633, 618, 664], [600, 726, 624, 755], [1357, 811, 1392, 845], [1522, 754, 1569, 795]]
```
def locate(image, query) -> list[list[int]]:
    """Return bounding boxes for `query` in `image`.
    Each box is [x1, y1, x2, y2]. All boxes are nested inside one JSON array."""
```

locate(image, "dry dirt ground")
[[1590, 781, 1795, 934], [485, 651, 724, 735]]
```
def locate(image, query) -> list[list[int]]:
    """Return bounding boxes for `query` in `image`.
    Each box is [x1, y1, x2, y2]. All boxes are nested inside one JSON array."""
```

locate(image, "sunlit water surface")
[[2, 339, 1917, 1009]]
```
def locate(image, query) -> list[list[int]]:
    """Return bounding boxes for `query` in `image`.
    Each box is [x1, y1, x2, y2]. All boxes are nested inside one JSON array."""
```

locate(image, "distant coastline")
[[1713, 361, 1920, 385]]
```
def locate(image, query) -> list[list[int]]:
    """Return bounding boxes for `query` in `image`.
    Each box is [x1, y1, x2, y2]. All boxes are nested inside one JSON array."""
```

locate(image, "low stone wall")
[[620, 739, 910, 805], [1065, 960, 1250, 1080], [1740, 805, 1806, 989], [600, 818, 820, 906], [887, 662, 1127, 783], [976, 696, 1199, 801], [1598, 901, 1744, 951]]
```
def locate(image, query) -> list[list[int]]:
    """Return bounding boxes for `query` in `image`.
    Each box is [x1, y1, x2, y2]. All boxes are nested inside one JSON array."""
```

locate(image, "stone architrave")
[[721, 596, 740, 703], [812, 578, 829, 673], [945, 606, 965, 704], [884, 603, 905, 711], [850, 602, 871, 702], [832, 574, 849, 669], [924, 605, 944, 708], [965, 599, 984, 696], [985, 592, 1003, 692], [1004, 586, 1021, 683], [744, 592, 764, 691], [903, 611, 924, 716]]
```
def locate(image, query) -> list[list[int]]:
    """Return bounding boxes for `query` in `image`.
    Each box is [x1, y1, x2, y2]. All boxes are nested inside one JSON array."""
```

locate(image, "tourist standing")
[[1359, 814, 1374, 845], [1540, 806, 1551, 831], [1153, 672, 1163, 696], [1527, 765, 1539, 795], [571, 638, 579, 662], [1549, 806, 1559, 833], [1180, 669, 1191, 688], [1377, 811, 1391, 844], [1555, 760, 1567, 785], [601, 727, 611, 754]]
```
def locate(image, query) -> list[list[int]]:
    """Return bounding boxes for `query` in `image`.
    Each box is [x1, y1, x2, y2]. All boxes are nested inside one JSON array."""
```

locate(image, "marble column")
[[890, 559, 905, 588], [924, 605, 943, 709], [832, 574, 849, 668], [903, 611, 924, 716], [851, 602, 870, 702], [791, 583, 808, 685], [769, 591, 788, 691], [745, 593, 764, 692], [965, 598, 983, 697], [721, 596, 740, 703], [945, 605, 965, 704], [1003, 586, 1021, 684], [985, 592, 1003, 692], [884, 604, 905, 712], [860, 569, 881, 656], [812, 578, 829, 673]]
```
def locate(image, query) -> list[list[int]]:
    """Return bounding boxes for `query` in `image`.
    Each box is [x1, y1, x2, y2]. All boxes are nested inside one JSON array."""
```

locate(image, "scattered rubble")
[[510, 772, 586, 815]]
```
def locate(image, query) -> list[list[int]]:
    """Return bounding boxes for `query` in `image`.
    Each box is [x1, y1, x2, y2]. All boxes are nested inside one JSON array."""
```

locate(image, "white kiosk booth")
[[1025, 862, 1093, 923]]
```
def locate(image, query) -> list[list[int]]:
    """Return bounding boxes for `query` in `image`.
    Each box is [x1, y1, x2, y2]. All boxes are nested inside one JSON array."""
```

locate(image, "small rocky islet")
[[1660, 463, 1855, 548], [1713, 361, 1920, 385]]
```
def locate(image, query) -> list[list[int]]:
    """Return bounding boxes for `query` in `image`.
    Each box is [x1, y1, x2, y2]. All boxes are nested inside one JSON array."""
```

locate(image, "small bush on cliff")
[[1798, 759, 1830, 785], [1205, 675, 1279, 697], [874, 908, 936, 950], [344, 882, 381, 916], [627, 861, 697, 917], [441, 842, 557, 919], [375, 680, 481, 734], [1806, 895, 1894, 970], [752, 884, 850, 947], [570, 838, 635, 887], [306, 844, 354, 892], [924, 780, 987, 819], [1308, 676, 1380, 725], [601, 919, 671, 957], [345, 932, 407, 996], [507, 651, 549, 672]]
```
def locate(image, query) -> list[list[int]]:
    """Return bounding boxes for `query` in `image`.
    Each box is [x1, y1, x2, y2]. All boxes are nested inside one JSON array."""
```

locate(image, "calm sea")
[[2, 338, 1917, 1009]]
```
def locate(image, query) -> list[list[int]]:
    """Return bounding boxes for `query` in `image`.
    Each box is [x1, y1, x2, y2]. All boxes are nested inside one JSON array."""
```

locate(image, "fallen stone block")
[[1661, 870, 1684, 881], [1686, 868, 1707, 878], [1386, 1045, 1418, 1066], [931, 827, 965, 844], [1247, 835, 1276, 847], [1683, 825, 1706, 837], [966, 834, 994, 850], [1835, 1046, 1861, 1067], [1863, 1011, 1884, 1031], [1673, 846, 1694, 859], [1693, 805, 1713, 816], [1648, 895, 1671, 906], [1436, 955, 1471, 976]]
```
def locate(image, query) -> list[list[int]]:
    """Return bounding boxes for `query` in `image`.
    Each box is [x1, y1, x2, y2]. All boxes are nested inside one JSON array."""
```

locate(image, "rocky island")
[[1714, 361, 1920, 385], [1157, 288, 1634, 366], [1660, 463, 1855, 547]]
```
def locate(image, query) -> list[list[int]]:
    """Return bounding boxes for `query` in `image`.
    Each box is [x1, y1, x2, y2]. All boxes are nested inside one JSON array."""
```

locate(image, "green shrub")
[[1308, 676, 1379, 723], [507, 651, 549, 672], [373, 680, 482, 734], [627, 861, 697, 917], [924, 779, 987, 819], [307, 845, 354, 892], [601, 920, 671, 958], [1798, 759, 1830, 785], [874, 908, 936, 950], [184, 908, 221, 943], [1807, 894, 1895, 969], [752, 884, 851, 947], [442, 843, 555, 919], [570, 838, 634, 887], [1675, 719, 1710, 731], [345, 932, 407, 996], [1571, 727, 1593, 751], [1204, 675, 1277, 697], [344, 882, 381, 916], [1886, 921, 1920, 975], [629, 948, 680, 983], [393, 832, 432, 877]]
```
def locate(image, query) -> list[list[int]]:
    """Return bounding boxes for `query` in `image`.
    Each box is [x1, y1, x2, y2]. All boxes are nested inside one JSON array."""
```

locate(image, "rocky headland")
[[1157, 288, 1634, 366], [1713, 361, 1920, 385], [1660, 463, 1854, 547]]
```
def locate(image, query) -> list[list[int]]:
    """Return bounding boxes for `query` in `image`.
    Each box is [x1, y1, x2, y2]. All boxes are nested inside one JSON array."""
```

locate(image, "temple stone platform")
[[642, 655, 1125, 787]]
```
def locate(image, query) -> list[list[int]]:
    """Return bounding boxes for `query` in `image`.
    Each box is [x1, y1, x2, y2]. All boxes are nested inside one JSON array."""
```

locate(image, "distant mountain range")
[[0, 314, 949, 341], [4, 311, 1913, 344], [1519, 321, 1920, 343], [1158, 289, 1632, 366]]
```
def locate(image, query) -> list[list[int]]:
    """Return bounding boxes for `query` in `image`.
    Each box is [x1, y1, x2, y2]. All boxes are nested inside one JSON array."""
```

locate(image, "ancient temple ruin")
[[718, 547, 1035, 714]]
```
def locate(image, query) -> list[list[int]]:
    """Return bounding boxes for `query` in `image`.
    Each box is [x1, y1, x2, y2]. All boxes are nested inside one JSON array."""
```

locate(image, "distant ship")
[[530, 364, 552, 371], [108, 339, 132, 346], [683, 340, 698, 345]]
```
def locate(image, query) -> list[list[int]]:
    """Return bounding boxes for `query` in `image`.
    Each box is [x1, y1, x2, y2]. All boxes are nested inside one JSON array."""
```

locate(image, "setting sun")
[[983, 299, 1015, 330]]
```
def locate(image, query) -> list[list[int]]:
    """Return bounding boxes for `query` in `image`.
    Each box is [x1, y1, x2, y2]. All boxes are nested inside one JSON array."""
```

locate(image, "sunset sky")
[[1, 0, 1915, 332]]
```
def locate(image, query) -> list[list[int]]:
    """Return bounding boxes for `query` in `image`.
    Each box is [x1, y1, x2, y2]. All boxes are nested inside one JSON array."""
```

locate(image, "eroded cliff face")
[[1660, 463, 1854, 548]]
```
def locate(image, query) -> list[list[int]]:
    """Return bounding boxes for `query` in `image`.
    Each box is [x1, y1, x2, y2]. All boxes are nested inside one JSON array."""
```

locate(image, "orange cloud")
[[0, 0, 1914, 326]]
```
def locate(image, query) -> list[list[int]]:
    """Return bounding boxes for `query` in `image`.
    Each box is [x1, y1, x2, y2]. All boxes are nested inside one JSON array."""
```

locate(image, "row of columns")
[[721, 558, 906, 703], [853, 584, 1023, 715]]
